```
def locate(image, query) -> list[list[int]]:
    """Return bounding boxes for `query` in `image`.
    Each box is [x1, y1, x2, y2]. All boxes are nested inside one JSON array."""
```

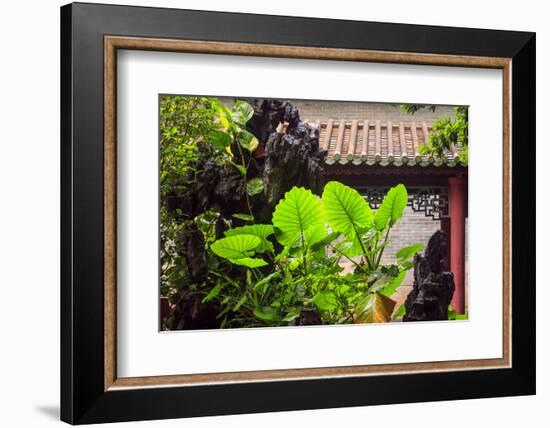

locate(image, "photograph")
[[53, 2, 535, 424], [159, 96, 469, 330]]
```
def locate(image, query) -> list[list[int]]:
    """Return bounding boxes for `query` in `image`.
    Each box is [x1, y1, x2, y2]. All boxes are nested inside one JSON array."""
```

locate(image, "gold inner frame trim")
[[104, 35, 512, 391]]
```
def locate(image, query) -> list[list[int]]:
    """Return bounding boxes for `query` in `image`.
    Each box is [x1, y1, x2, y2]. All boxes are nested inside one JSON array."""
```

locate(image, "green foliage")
[[232, 213, 254, 222], [312, 291, 338, 311], [400, 104, 468, 165], [378, 270, 406, 297], [391, 303, 406, 320], [238, 129, 259, 152], [395, 243, 424, 261], [207, 130, 232, 149], [159, 96, 260, 309], [208, 181, 422, 327], [159, 96, 220, 196], [206, 99, 262, 217], [159, 96, 222, 299], [202, 283, 224, 303], [245, 178, 264, 196], [426, 106, 469, 165], [400, 104, 436, 115], [448, 305, 468, 320], [231, 100, 255, 126]]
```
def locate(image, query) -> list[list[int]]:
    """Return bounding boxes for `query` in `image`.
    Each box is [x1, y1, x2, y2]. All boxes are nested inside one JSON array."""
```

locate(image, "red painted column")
[[440, 217, 451, 269], [449, 176, 466, 313]]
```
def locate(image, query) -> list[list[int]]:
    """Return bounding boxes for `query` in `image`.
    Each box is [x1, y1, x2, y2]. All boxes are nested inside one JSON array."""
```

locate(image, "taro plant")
[[209, 182, 423, 326]]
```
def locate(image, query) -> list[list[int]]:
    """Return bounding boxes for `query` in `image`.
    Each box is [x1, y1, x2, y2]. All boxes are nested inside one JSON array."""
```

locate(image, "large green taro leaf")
[[210, 234, 268, 267], [374, 184, 408, 230], [272, 187, 323, 247], [322, 181, 373, 252]]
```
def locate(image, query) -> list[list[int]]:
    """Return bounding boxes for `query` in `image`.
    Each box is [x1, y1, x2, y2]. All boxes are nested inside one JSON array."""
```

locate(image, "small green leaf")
[[233, 295, 248, 311], [274, 245, 291, 263], [248, 136, 259, 152], [395, 243, 424, 260], [232, 213, 254, 222], [211, 99, 232, 129], [202, 284, 223, 303], [312, 291, 338, 311], [391, 303, 406, 320], [254, 307, 279, 321], [333, 239, 361, 258], [230, 161, 247, 176], [252, 271, 280, 291], [400, 260, 414, 270], [207, 130, 232, 149], [239, 130, 260, 152], [231, 100, 254, 125], [219, 114, 230, 129], [448, 305, 468, 320], [245, 178, 264, 196], [379, 270, 406, 297], [374, 184, 408, 230], [310, 231, 341, 251], [368, 274, 395, 294], [282, 308, 301, 322]]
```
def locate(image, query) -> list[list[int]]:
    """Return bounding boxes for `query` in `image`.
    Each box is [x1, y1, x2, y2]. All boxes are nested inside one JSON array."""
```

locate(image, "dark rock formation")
[[247, 99, 290, 145], [179, 223, 207, 283], [164, 98, 326, 222], [255, 100, 327, 209], [165, 160, 247, 219], [403, 230, 455, 322], [168, 291, 221, 330], [262, 124, 325, 205], [294, 308, 323, 326]]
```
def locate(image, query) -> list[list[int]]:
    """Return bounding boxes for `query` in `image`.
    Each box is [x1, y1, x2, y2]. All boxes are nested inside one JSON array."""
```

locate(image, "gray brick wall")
[[219, 97, 456, 125], [381, 206, 440, 266], [293, 100, 455, 124]]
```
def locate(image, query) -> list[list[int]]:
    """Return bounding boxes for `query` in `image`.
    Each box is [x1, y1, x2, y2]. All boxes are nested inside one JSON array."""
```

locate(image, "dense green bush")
[[209, 182, 421, 326]]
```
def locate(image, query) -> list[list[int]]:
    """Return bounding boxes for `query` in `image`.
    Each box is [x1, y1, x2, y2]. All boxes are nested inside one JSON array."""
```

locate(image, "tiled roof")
[[306, 119, 462, 167]]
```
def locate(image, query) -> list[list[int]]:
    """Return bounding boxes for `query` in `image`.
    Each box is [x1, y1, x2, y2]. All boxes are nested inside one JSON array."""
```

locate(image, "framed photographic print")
[[60, 2, 536, 424]]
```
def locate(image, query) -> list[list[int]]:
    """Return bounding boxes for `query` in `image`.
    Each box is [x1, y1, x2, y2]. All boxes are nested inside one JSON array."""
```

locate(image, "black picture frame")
[[61, 2, 535, 424]]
